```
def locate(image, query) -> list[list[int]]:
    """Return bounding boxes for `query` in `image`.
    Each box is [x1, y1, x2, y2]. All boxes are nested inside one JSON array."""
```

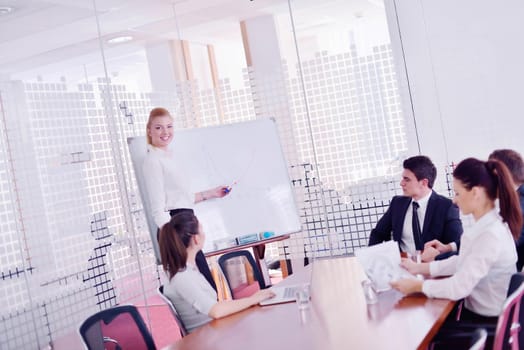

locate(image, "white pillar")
[[241, 15, 299, 165], [145, 40, 187, 93]]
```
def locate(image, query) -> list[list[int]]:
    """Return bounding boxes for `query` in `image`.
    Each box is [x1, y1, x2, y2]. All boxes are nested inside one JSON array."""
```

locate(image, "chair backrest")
[[469, 328, 488, 350], [157, 286, 188, 337], [218, 250, 265, 299], [79, 305, 156, 350], [493, 282, 524, 350], [507, 272, 524, 296]]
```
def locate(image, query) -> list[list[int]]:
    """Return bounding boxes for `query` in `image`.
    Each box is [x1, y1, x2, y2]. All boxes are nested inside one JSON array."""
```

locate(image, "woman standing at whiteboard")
[[142, 107, 230, 290]]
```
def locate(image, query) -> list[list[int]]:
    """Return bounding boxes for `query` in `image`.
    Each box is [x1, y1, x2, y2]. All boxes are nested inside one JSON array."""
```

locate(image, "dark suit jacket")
[[516, 185, 524, 271], [368, 191, 463, 251]]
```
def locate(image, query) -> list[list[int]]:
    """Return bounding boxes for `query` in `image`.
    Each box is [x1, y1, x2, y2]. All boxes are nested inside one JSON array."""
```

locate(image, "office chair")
[[157, 285, 188, 337], [475, 273, 524, 349], [430, 272, 524, 350], [469, 328, 487, 350], [492, 281, 524, 350], [218, 250, 266, 299], [507, 272, 524, 299], [79, 304, 156, 350]]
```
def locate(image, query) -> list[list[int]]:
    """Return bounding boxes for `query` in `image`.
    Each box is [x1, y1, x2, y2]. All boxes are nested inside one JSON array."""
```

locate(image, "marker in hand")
[[222, 180, 238, 194]]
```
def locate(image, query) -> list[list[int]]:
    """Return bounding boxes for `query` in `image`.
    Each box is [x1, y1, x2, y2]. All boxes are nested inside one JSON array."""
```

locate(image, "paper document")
[[355, 241, 416, 292]]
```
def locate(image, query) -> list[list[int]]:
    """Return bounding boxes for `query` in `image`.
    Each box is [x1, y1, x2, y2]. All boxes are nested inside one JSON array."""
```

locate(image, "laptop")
[[260, 255, 315, 306], [259, 284, 303, 306]]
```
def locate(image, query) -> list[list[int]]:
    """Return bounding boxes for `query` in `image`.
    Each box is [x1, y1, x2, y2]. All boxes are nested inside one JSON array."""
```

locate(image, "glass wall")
[[4, 0, 515, 348], [280, 0, 410, 257]]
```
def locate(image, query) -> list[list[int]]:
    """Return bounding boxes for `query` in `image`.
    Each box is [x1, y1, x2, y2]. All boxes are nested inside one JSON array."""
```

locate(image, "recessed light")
[[107, 36, 133, 44], [0, 6, 14, 15]]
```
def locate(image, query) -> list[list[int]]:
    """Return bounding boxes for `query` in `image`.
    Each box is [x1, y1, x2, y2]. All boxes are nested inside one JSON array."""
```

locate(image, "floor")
[[136, 295, 182, 349], [55, 276, 283, 349]]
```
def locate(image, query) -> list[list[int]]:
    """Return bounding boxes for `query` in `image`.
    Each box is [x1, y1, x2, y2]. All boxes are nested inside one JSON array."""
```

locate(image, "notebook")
[[259, 284, 303, 306]]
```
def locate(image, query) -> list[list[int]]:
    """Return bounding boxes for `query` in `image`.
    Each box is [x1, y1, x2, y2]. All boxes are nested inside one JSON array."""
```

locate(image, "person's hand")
[[251, 289, 276, 303], [400, 257, 431, 276], [400, 257, 423, 275], [209, 185, 231, 199], [424, 239, 451, 254], [390, 278, 423, 295], [400, 255, 431, 276], [421, 246, 440, 262]]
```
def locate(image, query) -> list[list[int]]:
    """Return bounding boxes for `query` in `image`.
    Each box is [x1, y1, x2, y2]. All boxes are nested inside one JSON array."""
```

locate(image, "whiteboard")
[[127, 118, 301, 263]]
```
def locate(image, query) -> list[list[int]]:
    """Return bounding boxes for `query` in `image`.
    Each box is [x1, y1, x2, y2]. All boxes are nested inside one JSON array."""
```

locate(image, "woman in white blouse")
[[391, 157, 522, 324], [142, 107, 230, 290], [159, 210, 274, 333]]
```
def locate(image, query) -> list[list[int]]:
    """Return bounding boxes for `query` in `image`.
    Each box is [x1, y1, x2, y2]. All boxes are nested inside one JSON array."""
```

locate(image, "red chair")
[[430, 273, 524, 350], [469, 328, 487, 350], [218, 250, 266, 299], [79, 305, 156, 350], [493, 282, 524, 350]]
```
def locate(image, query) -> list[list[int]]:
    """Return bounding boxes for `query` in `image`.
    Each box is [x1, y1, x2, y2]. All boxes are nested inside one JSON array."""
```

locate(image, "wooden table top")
[[163, 256, 455, 350]]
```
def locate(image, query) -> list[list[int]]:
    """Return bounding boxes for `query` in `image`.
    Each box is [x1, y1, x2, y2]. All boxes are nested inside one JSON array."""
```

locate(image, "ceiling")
[[0, 0, 385, 78]]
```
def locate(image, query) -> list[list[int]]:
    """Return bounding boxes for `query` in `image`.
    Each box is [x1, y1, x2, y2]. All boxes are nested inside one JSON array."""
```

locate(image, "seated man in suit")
[[368, 155, 463, 261], [489, 149, 524, 271]]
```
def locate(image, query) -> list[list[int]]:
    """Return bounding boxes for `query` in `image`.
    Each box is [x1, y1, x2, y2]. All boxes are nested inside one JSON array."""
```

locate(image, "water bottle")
[[362, 280, 378, 304]]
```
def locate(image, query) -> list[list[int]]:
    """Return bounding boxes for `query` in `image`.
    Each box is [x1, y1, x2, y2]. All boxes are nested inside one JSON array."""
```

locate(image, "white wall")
[[386, 0, 524, 166]]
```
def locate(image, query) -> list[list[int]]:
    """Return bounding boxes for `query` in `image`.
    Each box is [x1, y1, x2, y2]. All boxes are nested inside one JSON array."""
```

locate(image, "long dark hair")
[[159, 211, 199, 279], [453, 158, 522, 239]]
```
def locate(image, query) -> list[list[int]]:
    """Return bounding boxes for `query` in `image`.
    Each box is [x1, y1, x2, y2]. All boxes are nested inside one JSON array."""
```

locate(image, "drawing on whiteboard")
[[201, 145, 259, 189]]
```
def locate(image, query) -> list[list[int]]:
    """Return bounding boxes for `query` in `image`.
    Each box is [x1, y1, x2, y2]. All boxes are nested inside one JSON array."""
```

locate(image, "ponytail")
[[486, 160, 523, 239], [158, 211, 200, 279]]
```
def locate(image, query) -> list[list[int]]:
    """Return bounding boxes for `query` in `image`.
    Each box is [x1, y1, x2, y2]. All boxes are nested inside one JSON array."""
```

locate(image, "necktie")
[[412, 201, 423, 251]]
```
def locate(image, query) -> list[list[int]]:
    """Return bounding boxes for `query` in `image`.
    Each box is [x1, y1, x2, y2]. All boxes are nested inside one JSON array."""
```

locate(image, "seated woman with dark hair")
[[159, 211, 274, 333]]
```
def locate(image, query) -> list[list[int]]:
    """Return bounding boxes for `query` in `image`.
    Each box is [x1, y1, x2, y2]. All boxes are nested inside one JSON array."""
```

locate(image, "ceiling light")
[[107, 36, 133, 44], [0, 7, 14, 15]]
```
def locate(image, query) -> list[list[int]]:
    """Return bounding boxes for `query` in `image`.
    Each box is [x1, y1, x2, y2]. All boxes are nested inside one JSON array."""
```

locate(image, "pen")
[[223, 180, 238, 194]]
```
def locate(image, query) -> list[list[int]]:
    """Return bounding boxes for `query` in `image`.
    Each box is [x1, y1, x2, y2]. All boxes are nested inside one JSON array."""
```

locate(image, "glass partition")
[[3, 0, 499, 348]]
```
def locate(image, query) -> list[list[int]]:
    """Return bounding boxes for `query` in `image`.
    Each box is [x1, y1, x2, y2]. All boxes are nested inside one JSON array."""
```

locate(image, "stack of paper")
[[355, 241, 416, 292]]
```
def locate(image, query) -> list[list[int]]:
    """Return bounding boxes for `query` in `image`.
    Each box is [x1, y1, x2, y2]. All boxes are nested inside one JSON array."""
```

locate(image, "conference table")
[[163, 256, 455, 350]]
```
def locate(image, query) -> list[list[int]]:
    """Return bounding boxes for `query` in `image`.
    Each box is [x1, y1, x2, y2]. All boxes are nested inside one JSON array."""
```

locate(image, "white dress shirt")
[[142, 144, 194, 228], [399, 191, 432, 253], [422, 208, 517, 316]]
